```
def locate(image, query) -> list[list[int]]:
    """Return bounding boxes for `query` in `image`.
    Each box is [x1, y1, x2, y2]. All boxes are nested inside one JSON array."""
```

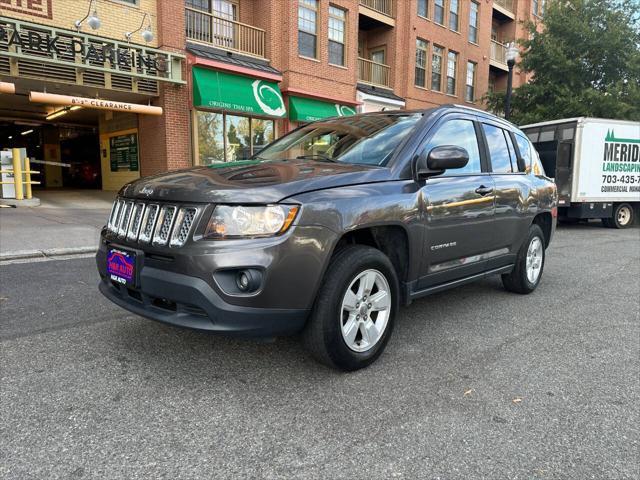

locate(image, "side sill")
[[408, 265, 514, 302]]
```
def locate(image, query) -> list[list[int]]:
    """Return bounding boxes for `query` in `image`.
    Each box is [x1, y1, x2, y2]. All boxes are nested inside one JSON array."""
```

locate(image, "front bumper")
[[98, 265, 309, 336], [96, 224, 337, 337]]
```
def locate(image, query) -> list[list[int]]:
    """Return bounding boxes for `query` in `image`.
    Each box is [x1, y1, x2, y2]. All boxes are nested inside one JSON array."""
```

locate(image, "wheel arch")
[[532, 211, 553, 248]]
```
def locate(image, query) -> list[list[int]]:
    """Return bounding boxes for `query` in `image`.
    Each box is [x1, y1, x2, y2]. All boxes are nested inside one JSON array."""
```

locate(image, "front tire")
[[502, 224, 546, 294], [607, 203, 634, 229], [302, 245, 399, 371]]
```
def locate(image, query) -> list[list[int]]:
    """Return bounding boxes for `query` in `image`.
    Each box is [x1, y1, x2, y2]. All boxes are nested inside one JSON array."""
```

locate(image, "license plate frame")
[[106, 247, 138, 288]]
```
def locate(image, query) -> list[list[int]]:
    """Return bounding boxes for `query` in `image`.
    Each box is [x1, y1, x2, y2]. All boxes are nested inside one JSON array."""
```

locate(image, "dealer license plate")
[[107, 247, 137, 287]]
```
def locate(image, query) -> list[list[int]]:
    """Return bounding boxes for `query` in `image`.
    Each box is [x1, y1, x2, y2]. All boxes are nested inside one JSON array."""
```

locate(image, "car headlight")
[[204, 205, 300, 239]]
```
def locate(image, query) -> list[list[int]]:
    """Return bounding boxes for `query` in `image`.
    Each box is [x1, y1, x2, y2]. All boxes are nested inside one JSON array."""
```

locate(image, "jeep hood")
[[120, 159, 392, 203]]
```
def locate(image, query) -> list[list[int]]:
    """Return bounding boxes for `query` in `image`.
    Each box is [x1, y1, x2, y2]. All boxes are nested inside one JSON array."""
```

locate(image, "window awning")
[[192, 67, 285, 118], [288, 96, 357, 122]]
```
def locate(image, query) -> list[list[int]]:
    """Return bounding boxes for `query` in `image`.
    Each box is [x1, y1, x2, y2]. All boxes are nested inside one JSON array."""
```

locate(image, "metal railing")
[[493, 0, 514, 12], [185, 7, 266, 59], [358, 57, 392, 88], [359, 0, 395, 18], [490, 40, 508, 64]]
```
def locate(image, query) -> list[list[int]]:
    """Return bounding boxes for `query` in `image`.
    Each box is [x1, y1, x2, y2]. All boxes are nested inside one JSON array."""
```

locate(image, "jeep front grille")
[[106, 199, 199, 248]]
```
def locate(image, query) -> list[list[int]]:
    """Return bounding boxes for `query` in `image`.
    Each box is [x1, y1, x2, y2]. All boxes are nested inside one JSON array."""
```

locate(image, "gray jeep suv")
[[97, 105, 557, 371]]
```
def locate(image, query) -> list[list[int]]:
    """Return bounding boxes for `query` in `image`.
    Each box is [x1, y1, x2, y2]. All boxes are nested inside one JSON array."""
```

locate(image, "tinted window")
[[515, 133, 532, 171], [483, 124, 513, 173], [424, 119, 482, 174], [504, 131, 518, 171]]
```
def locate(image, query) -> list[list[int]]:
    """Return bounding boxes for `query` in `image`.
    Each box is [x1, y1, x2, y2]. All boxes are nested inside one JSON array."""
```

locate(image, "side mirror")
[[416, 145, 470, 178]]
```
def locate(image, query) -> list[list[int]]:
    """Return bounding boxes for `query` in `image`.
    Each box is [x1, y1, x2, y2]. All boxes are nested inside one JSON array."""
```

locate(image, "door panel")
[[419, 175, 497, 288]]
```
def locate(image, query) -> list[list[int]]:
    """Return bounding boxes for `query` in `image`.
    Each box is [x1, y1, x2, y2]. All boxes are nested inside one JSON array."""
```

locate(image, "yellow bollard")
[[24, 157, 32, 200], [12, 148, 23, 200]]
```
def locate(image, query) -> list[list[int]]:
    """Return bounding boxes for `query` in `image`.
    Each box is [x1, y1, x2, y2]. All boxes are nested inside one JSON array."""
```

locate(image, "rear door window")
[[483, 124, 513, 173], [515, 133, 532, 171]]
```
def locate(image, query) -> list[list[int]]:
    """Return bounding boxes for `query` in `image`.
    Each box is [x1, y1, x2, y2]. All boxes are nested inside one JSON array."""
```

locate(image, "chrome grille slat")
[[118, 201, 134, 237], [127, 203, 146, 241], [139, 204, 160, 244], [170, 208, 198, 247], [152, 206, 177, 246]]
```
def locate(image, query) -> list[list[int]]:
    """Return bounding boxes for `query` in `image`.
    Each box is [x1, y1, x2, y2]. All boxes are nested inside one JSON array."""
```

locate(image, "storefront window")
[[197, 111, 224, 165], [225, 115, 251, 161], [196, 111, 275, 164], [251, 118, 275, 155]]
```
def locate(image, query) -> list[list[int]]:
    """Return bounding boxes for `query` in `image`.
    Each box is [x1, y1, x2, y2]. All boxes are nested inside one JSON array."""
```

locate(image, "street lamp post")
[[504, 42, 519, 121]]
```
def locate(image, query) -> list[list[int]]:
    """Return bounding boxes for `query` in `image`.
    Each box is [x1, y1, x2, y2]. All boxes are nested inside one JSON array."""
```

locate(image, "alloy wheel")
[[340, 269, 391, 353]]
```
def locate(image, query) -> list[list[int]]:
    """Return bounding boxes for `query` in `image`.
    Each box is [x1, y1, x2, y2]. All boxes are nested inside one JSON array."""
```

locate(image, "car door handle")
[[475, 186, 494, 196]]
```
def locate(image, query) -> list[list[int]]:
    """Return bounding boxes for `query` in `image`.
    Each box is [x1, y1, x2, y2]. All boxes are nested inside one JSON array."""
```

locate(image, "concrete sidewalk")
[[0, 190, 114, 261]]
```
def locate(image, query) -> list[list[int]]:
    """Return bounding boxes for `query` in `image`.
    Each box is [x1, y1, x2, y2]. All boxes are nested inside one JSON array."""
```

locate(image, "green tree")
[[485, 0, 640, 125]]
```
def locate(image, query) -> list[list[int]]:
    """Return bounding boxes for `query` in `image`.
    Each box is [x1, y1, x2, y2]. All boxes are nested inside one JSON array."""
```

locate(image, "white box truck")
[[521, 118, 640, 228]]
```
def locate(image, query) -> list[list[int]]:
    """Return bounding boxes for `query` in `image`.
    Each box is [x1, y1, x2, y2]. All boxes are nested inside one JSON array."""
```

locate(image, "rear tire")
[[302, 245, 399, 371], [607, 203, 634, 229], [502, 224, 545, 294]]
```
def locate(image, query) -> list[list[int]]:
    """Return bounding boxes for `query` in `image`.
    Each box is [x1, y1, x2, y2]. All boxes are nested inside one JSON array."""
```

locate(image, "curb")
[[0, 246, 97, 261], [0, 197, 41, 207]]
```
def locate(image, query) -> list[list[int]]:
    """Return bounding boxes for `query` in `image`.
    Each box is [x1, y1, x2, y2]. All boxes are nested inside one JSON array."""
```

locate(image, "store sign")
[[192, 67, 286, 118], [0, 17, 185, 84], [110, 133, 139, 172], [0, 0, 53, 19], [288, 96, 357, 122], [0, 23, 167, 72]]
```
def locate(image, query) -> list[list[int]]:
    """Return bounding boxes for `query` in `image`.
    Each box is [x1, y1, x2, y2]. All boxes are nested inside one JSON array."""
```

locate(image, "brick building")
[[182, 0, 544, 170], [0, 0, 544, 191]]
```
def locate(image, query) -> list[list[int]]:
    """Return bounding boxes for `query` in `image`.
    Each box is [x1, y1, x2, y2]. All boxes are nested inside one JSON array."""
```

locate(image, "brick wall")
[[0, 0, 159, 47], [138, 0, 191, 176]]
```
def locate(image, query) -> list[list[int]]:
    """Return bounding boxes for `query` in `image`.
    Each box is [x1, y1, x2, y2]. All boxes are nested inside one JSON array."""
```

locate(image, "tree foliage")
[[485, 0, 640, 125]]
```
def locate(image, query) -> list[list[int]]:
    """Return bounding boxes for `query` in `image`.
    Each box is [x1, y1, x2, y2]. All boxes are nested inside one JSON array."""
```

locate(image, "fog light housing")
[[215, 268, 264, 295]]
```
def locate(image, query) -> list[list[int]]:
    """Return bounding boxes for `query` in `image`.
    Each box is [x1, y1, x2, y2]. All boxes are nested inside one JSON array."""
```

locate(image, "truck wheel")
[[609, 203, 634, 229], [302, 245, 399, 371], [502, 224, 545, 294]]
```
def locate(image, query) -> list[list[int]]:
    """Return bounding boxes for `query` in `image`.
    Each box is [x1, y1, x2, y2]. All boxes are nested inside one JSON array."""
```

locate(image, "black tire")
[[608, 203, 634, 229], [302, 245, 399, 371], [502, 224, 545, 294]]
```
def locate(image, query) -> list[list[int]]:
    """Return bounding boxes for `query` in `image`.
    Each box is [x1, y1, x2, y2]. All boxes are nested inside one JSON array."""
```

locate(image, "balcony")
[[359, 0, 395, 28], [493, 0, 515, 20], [185, 7, 266, 59], [358, 57, 391, 88], [490, 40, 509, 71]]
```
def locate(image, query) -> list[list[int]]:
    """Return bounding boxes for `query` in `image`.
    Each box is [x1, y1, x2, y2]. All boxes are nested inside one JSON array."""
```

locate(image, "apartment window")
[[469, 2, 479, 43], [415, 39, 428, 88], [446, 51, 457, 95], [465, 61, 476, 102], [449, 0, 459, 31], [328, 6, 346, 66], [431, 45, 444, 92], [434, 0, 445, 25], [417, 0, 428, 18], [186, 0, 237, 46], [298, 0, 318, 58], [533, 0, 545, 16]]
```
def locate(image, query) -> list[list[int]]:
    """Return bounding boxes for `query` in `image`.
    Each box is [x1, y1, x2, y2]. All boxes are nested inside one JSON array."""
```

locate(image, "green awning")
[[288, 96, 357, 122], [192, 67, 285, 118]]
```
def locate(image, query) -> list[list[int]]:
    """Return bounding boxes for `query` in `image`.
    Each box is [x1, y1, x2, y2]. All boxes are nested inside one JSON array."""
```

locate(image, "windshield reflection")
[[255, 113, 423, 166]]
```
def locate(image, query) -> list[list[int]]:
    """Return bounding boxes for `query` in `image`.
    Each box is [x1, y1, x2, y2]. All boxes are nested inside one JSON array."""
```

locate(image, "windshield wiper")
[[296, 154, 337, 163]]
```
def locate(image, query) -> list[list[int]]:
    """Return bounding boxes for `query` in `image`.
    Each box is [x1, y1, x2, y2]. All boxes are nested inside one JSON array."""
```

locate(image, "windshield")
[[255, 113, 422, 166]]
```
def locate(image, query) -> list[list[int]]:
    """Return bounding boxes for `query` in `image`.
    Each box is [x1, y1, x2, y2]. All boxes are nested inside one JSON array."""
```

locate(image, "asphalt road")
[[1, 224, 639, 480]]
